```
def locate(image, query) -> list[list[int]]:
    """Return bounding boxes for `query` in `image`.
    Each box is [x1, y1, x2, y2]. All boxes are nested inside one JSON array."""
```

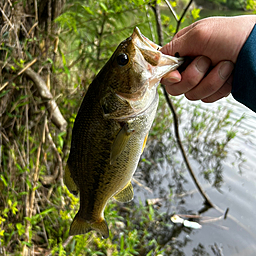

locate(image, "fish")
[[64, 27, 183, 239]]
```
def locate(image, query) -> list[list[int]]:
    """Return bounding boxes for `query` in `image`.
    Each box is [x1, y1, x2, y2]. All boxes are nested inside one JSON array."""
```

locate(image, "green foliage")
[[0, 0, 250, 255], [226, 0, 247, 9], [182, 102, 245, 188], [191, 8, 201, 20], [195, 0, 254, 10], [55, 0, 154, 87], [246, 0, 256, 10]]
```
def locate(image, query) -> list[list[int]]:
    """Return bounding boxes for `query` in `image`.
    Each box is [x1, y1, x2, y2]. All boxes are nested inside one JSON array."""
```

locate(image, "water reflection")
[[131, 96, 256, 255]]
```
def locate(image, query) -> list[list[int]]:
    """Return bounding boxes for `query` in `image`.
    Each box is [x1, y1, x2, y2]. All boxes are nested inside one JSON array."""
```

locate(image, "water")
[[134, 95, 256, 255], [132, 8, 256, 255], [181, 97, 256, 255]]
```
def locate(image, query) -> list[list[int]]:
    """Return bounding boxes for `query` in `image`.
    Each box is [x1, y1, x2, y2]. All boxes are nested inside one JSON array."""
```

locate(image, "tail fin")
[[69, 213, 109, 239]]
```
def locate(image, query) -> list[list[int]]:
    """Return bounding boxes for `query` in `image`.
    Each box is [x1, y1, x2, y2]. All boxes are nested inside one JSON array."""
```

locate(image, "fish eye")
[[116, 53, 129, 66]]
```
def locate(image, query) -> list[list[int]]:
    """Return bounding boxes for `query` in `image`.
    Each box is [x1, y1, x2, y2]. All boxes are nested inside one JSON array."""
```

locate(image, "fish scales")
[[64, 27, 183, 239]]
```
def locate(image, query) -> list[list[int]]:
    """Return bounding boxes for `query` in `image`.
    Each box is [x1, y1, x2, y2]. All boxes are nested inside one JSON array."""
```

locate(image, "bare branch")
[[0, 60, 67, 130], [45, 121, 64, 186], [0, 6, 14, 29], [46, 99, 67, 131], [176, 0, 194, 33], [153, 0, 215, 208], [151, 3, 163, 46], [0, 59, 38, 92], [161, 86, 214, 208], [24, 67, 53, 99], [164, 0, 178, 22]]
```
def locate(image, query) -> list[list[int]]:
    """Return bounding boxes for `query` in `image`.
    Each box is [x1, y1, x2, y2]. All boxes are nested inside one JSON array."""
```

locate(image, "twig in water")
[[162, 86, 214, 208], [152, 0, 215, 208], [132, 177, 153, 194]]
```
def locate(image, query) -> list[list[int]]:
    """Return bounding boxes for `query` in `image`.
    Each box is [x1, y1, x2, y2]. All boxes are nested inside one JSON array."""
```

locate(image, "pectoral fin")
[[64, 163, 79, 195], [114, 181, 134, 203], [110, 124, 134, 164]]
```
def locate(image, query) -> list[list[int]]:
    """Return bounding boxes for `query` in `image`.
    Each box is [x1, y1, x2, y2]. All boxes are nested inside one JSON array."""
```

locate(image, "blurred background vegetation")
[[0, 0, 255, 255]]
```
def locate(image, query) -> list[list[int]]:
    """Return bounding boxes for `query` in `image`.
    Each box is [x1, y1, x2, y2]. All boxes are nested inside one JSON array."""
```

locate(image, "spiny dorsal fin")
[[70, 214, 109, 239], [64, 163, 79, 195], [110, 123, 134, 165], [114, 181, 134, 203]]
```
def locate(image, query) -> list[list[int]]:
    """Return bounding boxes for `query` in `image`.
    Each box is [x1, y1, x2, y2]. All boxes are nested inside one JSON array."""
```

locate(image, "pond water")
[[128, 8, 256, 256], [134, 94, 256, 255]]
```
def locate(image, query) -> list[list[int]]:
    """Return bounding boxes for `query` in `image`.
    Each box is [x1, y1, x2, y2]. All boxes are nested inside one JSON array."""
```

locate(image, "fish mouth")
[[117, 27, 183, 103], [133, 27, 162, 58], [132, 27, 184, 79], [116, 27, 183, 116]]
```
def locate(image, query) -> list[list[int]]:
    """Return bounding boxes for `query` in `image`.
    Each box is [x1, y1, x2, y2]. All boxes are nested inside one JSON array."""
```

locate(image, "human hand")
[[160, 15, 256, 103]]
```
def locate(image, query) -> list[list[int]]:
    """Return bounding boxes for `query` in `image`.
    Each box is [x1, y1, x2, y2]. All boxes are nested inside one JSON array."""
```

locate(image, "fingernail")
[[166, 76, 181, 83], [196, 56, 211, 73], [219, 61, 234, 80]]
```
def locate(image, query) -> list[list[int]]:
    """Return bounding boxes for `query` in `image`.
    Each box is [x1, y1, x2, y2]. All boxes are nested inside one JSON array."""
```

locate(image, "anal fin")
[[64, 163, 79, 195], [114, 181, 134, 203]]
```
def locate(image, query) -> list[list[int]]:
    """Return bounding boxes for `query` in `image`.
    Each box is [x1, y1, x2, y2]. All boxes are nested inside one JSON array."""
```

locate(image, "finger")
[[185, 61, 234, 101], [201, 75, 233, 103], [160, 24, 195, 56], [161, 70, 181, 84], [164, 56, 211, 96], [160, 21, 208, 57]]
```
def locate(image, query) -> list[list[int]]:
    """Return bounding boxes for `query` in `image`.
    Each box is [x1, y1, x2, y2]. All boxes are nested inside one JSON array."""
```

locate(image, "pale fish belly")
[[99, 91, 159, 204]]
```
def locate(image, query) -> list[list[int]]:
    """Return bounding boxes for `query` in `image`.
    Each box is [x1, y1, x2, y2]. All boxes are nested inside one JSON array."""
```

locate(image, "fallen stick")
[[0, 60, 67, 130]]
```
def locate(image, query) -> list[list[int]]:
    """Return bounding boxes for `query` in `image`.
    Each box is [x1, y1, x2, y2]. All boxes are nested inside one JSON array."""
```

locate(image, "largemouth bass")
[[65, 27, 183, 239]]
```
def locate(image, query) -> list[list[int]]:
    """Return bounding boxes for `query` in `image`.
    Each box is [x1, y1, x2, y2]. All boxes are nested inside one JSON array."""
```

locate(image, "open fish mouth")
[[115, 27, 184, 115], [117, 27, 183, 103], [133, 27, 162, 53], [132, 27, 183, 72]]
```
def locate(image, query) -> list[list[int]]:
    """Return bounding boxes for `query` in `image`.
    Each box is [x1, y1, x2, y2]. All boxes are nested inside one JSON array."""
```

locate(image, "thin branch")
[[0, 6, 14, 29], [162, 86, 214, 208], [145, 5, 156, 42], [151, 3, 163, 47], [24, 67, 53, 99], [28, 22, 38, 36], [164, 0, 178, 22], [176, 0, 193, 33], [23, 123, 44, 255], [95, 15, 107, 71], [0, 58, 37, 92], [45, 236, 73, 256], [45, 122, 64, 186], [0, 60, 67, 130], [152, 0, 215, 208]]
